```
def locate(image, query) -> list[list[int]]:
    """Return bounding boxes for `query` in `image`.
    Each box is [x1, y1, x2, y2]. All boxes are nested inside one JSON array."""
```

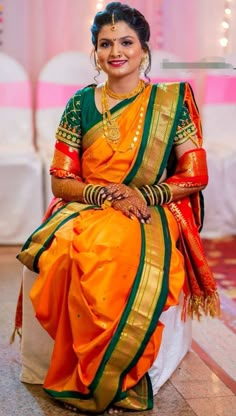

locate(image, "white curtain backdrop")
[[1, 0, 235, 83]]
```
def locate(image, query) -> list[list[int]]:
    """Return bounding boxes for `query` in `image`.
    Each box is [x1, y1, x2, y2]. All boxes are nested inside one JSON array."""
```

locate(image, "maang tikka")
[[111, 12, 116, 31]]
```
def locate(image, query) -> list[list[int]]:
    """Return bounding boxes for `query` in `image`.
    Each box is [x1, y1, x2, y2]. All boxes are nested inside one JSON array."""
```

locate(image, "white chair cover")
[[201, 67, 236, 237], [35, 51, 97, 210], [0, 52, 34, 153], [0, 53, 44, 244]]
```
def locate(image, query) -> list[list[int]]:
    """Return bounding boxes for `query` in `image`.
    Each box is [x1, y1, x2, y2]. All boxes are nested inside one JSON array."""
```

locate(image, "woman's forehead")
[[97, 21, 137, 40]]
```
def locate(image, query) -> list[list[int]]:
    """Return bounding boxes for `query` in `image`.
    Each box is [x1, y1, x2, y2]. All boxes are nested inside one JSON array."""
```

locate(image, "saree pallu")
[[17, 82, 218, 412]]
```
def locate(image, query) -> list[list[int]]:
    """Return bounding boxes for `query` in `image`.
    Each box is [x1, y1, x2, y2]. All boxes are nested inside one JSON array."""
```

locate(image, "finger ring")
[[102, 199, 112, 209]]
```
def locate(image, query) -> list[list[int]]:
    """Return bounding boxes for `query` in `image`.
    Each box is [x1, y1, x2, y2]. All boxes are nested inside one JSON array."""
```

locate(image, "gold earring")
[[95, 58, 102, 72], [139, 54, 149, 72]]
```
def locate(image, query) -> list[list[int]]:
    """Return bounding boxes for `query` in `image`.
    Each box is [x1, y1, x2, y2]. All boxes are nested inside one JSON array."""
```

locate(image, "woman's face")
[[96, 21, 145, 80]]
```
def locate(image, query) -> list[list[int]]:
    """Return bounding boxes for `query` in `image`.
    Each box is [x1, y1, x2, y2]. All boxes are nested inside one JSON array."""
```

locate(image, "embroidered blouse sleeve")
[[50, 90, 83, 181], [174, 104, 200, 148]]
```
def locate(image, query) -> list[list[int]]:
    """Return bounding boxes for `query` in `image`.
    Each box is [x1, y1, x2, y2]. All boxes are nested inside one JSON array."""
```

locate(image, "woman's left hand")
[[102, 183, 136, 201], [102, 184, 151, 223]]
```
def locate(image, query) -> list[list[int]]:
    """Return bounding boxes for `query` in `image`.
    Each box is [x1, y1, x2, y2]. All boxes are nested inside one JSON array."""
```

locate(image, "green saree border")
[[17, 203, 94, 273], [45, 374, 153, 409], [156, 82, 185, 184], [89, 224, 146, 392], [113, 207, 171, 405], [124, 86, 157, 184], [20, 202, 74, 251], [125, 82, 185, 186], [113, 372, 153, 410]]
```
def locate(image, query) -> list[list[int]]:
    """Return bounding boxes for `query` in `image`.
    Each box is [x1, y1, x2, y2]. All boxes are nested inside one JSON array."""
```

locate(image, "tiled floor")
[[0, 245, 235, 416]]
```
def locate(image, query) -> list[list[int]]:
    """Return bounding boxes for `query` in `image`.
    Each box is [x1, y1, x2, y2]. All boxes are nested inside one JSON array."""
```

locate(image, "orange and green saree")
[[17, 82, 219, 412]]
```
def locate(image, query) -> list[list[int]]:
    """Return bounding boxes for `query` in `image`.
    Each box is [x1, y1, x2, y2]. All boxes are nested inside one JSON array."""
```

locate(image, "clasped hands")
[[101, 183, 151, 224]]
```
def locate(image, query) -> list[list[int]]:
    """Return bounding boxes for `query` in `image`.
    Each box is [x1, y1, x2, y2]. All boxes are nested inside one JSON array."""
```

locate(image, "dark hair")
[[91, 2, 151, 77]]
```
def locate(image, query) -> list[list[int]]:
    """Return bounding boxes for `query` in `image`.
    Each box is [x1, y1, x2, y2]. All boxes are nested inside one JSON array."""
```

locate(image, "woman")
[[17, 2, 219, 413]]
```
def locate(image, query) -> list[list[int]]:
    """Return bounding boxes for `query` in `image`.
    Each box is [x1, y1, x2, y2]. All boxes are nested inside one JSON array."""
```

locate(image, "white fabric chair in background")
[[0, 52, 44, 244], [35, 51, 99, 210], [200, 67, 236, 238]]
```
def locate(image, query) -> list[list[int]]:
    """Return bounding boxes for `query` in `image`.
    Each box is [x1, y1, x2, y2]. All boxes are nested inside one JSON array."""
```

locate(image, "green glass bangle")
[[139, 183, 173, 206]]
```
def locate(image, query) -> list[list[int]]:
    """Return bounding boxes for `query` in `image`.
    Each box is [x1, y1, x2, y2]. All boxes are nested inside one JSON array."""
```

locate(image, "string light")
[[220, 37, 228, 47], [219, 0, 234, 53], [221, 20, 229, 28], [96, 0, 104, 10], [96, 1, 104, 11], [0, 2, 3, 47], [89, 1, 105, 28]]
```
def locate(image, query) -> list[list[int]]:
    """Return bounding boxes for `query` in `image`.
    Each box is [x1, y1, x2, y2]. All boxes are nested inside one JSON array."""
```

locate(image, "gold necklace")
[[101, 84, 146, 153], [105, 79, 146, 100], [101, 86, 120, 143]]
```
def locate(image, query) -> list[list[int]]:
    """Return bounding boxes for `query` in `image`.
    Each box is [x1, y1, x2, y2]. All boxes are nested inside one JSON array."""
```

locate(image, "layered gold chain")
[[101, 80, 146, 152], [104, 79, 146, 100]]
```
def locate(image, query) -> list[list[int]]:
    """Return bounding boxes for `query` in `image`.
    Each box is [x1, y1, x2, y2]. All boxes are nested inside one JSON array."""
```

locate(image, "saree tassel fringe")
[[10, 283, 23, 344], [187, 291, 220, 321], [188, 295, 204, 320], [204, 291, 221, 318], [181, 295, 188, 322]]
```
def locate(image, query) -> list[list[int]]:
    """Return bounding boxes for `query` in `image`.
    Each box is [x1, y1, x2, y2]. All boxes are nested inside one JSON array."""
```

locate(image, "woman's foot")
[[64, 402, 123, 414], [107, 408, 123, 414], [64, 403, 79, 412]]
